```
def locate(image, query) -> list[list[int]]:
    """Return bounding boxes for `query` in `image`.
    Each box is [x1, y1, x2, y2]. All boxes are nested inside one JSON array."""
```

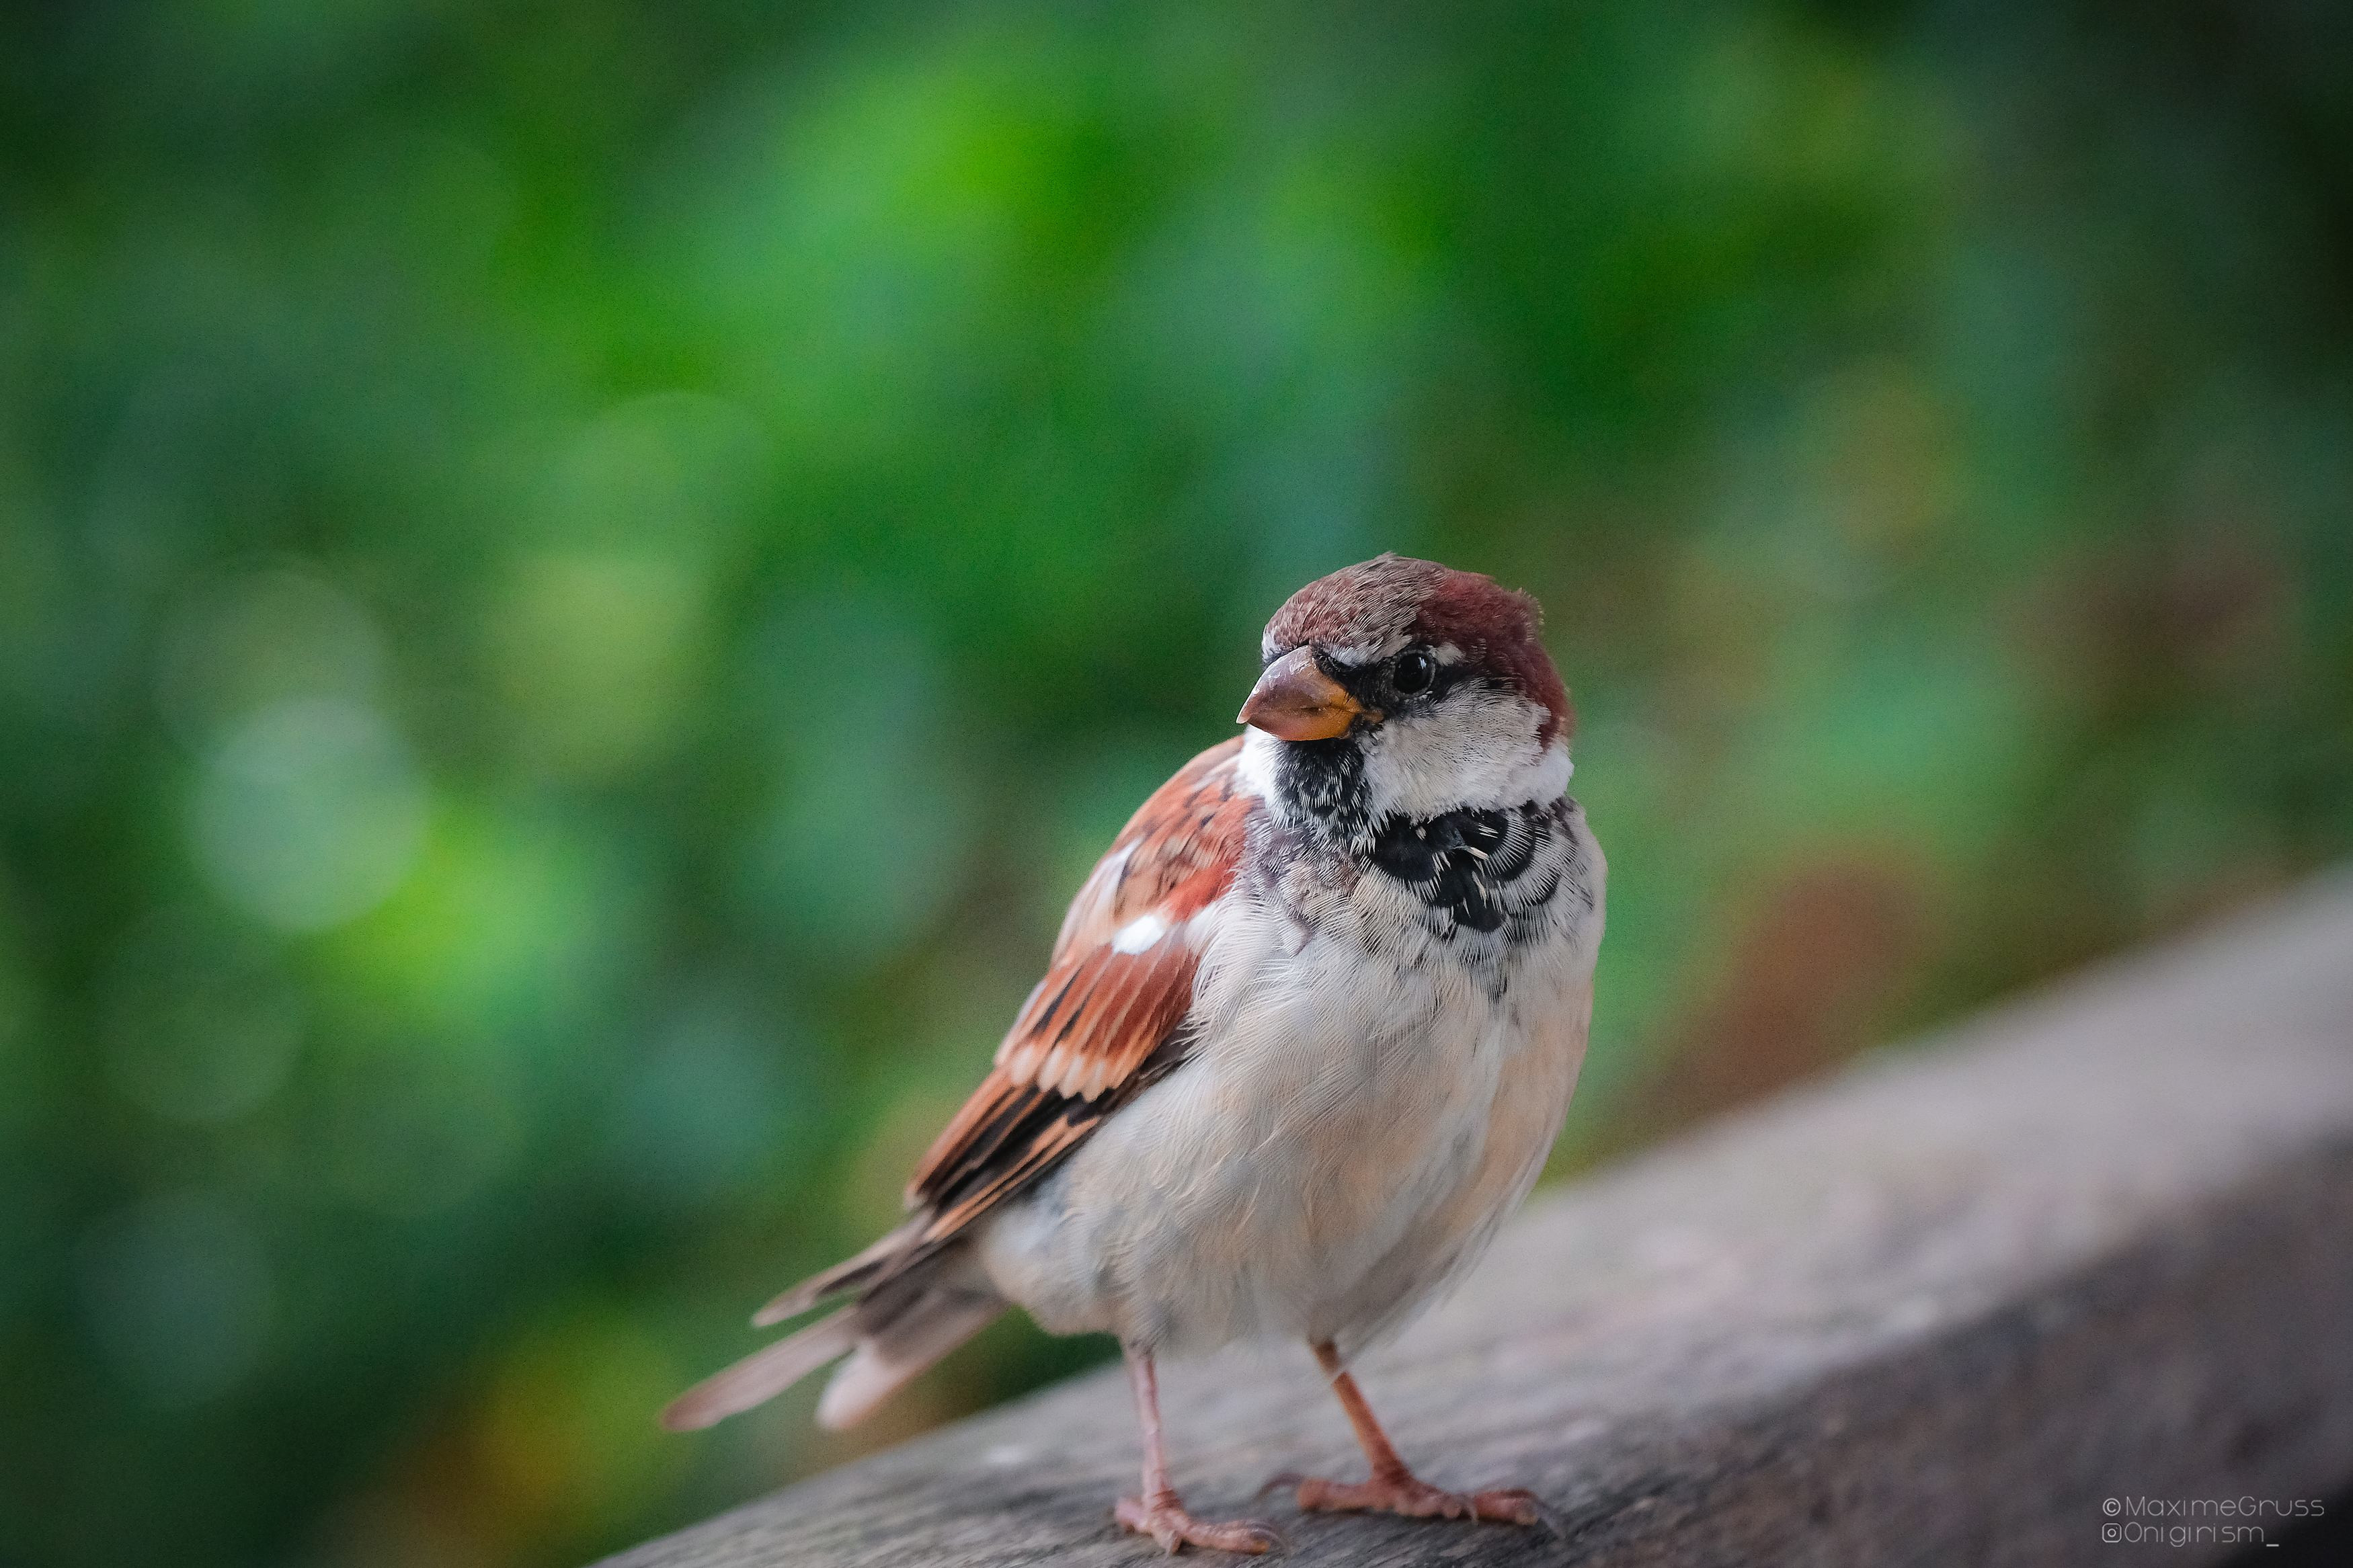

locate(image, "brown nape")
[[1263, 554, 1572, 745]]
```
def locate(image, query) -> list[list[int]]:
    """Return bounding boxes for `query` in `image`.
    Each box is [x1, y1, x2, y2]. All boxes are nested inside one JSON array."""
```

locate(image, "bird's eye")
[[1392, 648, 1436, 695]]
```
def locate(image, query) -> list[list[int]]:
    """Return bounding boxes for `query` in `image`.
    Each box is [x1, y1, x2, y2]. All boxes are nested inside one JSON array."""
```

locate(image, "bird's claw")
[[1115, 1492, 1285, 1555], [1288, 1469, 1545, 1527]]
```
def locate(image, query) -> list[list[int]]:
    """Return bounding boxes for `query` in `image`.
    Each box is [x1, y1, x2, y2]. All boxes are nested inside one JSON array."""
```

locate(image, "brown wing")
[[903, 736, 1254, 1243]]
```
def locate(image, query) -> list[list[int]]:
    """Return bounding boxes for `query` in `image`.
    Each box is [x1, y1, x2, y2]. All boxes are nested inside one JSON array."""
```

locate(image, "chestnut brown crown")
[[1259, 554, 1572, 744]]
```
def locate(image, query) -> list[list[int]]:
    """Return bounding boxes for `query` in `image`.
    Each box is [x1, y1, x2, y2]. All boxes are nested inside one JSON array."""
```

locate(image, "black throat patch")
[[1272, 736, 1372, 845], [1366, 803, 1558, 937], [1269, 737, 1570, 945]]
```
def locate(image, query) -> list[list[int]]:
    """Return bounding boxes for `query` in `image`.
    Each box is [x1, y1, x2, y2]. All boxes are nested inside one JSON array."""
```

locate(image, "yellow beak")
[[1237, 647, 1365, 741]]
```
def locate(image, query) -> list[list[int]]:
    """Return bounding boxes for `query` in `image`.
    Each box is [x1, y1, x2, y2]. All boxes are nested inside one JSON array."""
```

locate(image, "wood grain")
[[601, 874, 2353, 1567]]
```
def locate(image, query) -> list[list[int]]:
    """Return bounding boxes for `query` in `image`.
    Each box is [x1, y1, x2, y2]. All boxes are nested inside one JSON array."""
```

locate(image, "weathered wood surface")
[[602, 875, 2353, 1567]]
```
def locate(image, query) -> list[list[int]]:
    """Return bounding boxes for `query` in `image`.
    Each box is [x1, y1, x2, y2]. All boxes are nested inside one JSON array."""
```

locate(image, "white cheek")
[[1361, 694, 1568, 817], [1236, 728, 1283, 802]]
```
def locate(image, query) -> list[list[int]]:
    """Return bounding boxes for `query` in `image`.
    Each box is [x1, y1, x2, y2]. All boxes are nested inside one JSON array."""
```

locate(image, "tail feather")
[[752, 1223, 919, 1328], [666, 1243, 1004, 1433], [661, 1306, 858, 1432], [815, 1290, 1002, 1431]]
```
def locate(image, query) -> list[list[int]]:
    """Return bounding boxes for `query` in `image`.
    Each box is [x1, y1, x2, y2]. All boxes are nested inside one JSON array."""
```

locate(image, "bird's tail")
[[662, 1233, 1003, 1433]]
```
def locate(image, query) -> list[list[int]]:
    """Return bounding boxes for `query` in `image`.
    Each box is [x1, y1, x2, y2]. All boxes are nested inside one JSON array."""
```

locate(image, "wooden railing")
[[600, 875, 2353, 1566]]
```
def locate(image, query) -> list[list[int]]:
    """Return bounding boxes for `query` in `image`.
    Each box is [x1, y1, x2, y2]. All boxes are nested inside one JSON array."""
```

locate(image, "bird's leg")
[[1285, 1341, 1541, 1526], [1113, 1345, 1283, 1555]]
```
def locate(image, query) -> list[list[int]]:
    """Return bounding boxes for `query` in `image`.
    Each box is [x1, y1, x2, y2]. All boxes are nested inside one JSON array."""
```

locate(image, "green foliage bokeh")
[[2, 3, 2348, 1565]]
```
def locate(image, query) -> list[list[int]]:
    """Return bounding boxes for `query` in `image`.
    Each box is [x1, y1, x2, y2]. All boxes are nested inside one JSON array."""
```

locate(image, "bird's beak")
[[1238, 647, 1365, 741]]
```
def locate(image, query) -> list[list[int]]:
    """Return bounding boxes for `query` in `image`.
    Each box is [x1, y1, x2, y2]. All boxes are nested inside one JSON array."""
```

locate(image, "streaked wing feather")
[[660, 740, 1255, 1433], [902, 738, 1253, 1235]]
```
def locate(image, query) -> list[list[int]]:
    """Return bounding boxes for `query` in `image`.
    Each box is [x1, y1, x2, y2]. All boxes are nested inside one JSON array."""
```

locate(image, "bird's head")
[[1238, 554, 1572, 823]]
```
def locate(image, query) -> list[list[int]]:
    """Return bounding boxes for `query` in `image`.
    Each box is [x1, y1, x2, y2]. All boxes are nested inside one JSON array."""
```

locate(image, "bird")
[[663, 554, 1605, 1555]]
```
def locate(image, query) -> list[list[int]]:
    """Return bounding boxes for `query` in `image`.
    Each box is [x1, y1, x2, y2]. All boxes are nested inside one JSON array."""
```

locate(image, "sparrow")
[[664, 554, 1605, 1555]]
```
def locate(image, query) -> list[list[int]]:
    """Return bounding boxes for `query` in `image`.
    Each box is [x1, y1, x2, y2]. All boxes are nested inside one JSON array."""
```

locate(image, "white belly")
[[977, 817, 1603, 1356]]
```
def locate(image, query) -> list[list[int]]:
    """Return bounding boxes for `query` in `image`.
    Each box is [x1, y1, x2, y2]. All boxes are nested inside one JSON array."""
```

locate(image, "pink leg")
[[1113, 1346, 1283, 1555], [1287, 1342, 1542, 1526]]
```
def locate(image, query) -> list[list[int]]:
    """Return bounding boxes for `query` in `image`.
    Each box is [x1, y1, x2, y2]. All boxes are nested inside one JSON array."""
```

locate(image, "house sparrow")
[[665, 554, 1605, 1555]]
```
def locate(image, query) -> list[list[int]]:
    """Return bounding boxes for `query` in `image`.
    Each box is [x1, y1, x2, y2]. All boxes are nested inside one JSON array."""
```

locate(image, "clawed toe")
[[1290, 1470, 1542, 1526], [1252, 1470, 1306, 1503], [1116, 1493, 1285, 1555], [1464, 1487, 1543, 1526]]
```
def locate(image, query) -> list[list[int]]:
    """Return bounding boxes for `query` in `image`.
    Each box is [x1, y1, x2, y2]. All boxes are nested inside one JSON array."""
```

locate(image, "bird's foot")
[[1279, 1466, 1542, 1526], [1115, 1489, 1284, 1555]]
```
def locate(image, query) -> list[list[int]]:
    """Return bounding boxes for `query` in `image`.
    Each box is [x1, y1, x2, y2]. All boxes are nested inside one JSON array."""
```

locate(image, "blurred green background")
[[3, 1, 2349, 1564]]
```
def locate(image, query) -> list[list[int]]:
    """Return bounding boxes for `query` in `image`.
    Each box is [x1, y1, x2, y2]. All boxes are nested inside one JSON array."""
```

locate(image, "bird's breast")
[[980, 801, 1604, 1352]]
